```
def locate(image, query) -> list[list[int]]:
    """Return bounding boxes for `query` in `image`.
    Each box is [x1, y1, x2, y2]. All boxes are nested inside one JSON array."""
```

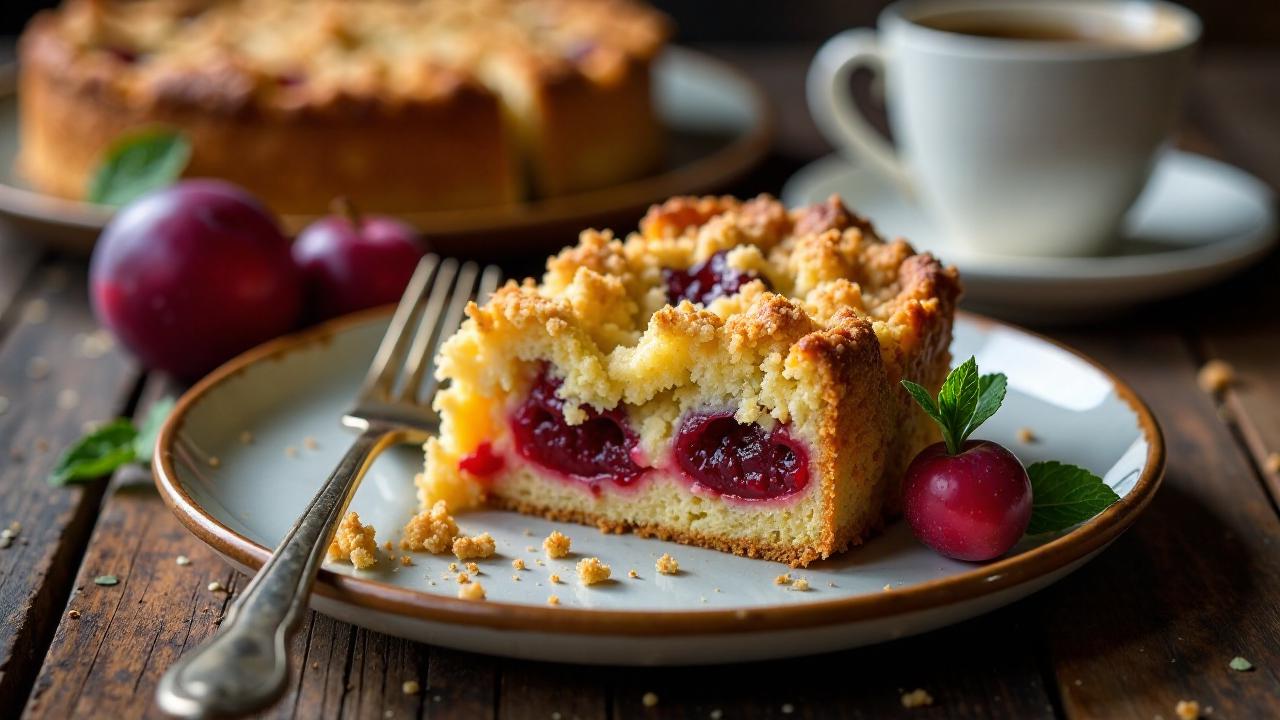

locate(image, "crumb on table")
[[543, 530, 571, 558], [327, 511, 379, 569], [655, 553, 679, 575], [576, 557, 610, 585], [901, 689, 933, 709], [642, 692, 659, 707], [1175, 700, 1200, 720], [402, 680, 420, 695], [400, 500, 459, 553], [453, 532, 496, 560], [457, 581, 485, 601], [1265, 452, 1280, 475], [1197, 360, 1235, 394]]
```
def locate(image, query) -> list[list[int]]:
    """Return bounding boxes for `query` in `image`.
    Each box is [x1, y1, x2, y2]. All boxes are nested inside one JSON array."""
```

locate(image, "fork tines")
[[360, 255, 501, 407]]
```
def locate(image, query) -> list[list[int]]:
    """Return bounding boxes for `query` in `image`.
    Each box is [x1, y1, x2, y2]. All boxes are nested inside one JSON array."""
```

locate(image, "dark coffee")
[[919, 13, 1140, 45]]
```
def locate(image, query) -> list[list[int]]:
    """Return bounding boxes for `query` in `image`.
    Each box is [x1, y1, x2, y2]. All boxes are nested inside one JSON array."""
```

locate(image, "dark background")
[[3, 0, 1279, 44]]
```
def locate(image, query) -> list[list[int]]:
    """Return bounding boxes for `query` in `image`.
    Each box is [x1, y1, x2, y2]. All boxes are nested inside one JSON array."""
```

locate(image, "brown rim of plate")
[[153, 307, 1165, 638], [0, 47, 774, 241]]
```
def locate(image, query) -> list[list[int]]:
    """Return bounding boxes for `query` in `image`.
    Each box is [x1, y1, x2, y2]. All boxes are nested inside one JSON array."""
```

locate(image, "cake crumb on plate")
[[543, 530, 571, 558], [401, 501, 458, 553], [774, 573, 791, 585], [457, 581, 485, 601], [547, 595, 560, 606], [1016, 427, 1037, 443], [327, 512, 379, 569], [576, 557, 610, 585], [790, 578, 810, 591], [655, 553, 679, 575], [512, 558, 526, 570], [453, 532, 496, 560]]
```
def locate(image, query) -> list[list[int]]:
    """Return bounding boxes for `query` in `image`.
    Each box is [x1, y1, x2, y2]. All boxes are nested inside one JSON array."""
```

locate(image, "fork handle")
[[156, 426, 400, 718]]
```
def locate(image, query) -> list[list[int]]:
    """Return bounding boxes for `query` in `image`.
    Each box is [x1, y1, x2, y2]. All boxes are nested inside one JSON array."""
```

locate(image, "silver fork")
[[156, 255, 501, 718]]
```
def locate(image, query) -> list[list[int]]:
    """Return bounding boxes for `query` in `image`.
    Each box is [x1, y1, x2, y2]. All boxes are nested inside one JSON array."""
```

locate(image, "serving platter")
[[153, 308, 1163, 666], [0, 46, 772, 255]]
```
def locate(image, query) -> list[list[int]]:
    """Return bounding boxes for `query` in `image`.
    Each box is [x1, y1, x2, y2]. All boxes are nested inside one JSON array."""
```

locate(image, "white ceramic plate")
[[155, 310, 1162, 666], [0, 47, 772, 254], [782, 151, 1277, 321]]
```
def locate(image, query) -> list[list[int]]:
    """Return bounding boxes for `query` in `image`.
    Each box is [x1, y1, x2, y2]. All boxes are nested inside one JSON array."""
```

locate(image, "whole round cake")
[[18, 0, 669, 214]]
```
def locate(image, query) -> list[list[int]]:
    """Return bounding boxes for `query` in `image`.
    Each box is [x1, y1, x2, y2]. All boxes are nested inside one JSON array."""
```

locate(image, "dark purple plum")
[[90, 179, 303, 379], [292, 201, 426, 321]]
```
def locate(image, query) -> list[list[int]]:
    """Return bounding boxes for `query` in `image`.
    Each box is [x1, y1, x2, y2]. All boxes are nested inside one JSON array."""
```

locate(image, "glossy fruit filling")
[[663, 250, 769, 306], [673, 411, 809, 500], [458, 442, 504, 478], [510, 368, 646, 486]]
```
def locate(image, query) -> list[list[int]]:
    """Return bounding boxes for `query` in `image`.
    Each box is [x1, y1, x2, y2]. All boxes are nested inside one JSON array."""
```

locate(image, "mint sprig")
[[902, 356, 1007, 455], [903, 359, 1120, 536], [87, 130, 191, 206], [1026, 461, 1120, 534], [49, 398, 175, 485]]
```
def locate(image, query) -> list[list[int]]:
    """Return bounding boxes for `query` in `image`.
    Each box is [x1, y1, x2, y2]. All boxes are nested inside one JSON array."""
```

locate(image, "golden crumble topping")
[[576, 557, 611, 585], [453, 532, 496, 560], [457, 581, 486, 601], [40, 0, 668, 114], [400, 500, 458, 553], [1197, 360, 1235, 394], [327, 511, 379, 569], [655, 553, 678, 575], [512, 558, 526, 570], [424, 194, 960, 514], [543, 530, 572, 558]]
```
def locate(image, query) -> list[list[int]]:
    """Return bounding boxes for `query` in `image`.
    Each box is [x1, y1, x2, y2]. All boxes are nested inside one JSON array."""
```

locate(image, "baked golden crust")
[[422, 194, 960, 566], [17, 0, 669, 212]]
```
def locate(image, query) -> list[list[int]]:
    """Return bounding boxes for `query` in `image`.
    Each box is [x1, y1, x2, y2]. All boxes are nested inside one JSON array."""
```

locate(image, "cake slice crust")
[[422, 194, 960, 566]]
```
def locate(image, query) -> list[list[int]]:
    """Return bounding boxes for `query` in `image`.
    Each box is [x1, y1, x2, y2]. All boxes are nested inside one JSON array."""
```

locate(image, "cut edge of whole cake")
[[418, 194, 961, 567]]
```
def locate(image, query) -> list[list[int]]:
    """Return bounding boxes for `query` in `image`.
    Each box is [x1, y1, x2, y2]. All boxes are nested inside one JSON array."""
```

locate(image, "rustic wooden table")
[[3, 46, 1278, 720]]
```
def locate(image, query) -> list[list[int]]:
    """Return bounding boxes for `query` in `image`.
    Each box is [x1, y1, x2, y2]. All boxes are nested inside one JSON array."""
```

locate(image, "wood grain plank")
[[0, 261, 140, 711], [608, 601, 1055, 720], [20, 378, 242, 719], [1182, 49, 1280, 506], [0, 230, 43, 327], [1039, 328, 1280, 719], [500, 660, 607, 720]]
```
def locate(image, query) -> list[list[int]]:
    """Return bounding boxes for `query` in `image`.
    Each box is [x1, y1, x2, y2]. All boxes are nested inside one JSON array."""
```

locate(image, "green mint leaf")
[[901, 380, 943, 423], [49, 419, 138, 486], [87, 130, 191, 206], [966, 372, 1007, 439], [937, 357, 979, 454], [1229, 656, 1254, 672], [133, 396, 175, 462], [1026, 461, 1121, 534]]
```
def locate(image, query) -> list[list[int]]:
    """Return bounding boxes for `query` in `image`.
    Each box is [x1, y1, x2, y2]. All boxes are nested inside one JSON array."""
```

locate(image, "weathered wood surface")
[[1, 48, 1278, 719]]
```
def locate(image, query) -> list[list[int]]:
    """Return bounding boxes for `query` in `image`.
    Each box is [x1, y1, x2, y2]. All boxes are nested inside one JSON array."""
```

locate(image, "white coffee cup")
[[807, 0, 1200, 257]]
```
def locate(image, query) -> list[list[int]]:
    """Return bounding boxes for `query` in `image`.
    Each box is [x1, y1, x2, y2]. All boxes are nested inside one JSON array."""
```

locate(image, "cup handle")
[[807, 29, 912, 191]]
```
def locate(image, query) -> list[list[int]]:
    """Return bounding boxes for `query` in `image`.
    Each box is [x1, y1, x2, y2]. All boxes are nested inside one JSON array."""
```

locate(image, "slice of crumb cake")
[[420, 195, 960, 567]]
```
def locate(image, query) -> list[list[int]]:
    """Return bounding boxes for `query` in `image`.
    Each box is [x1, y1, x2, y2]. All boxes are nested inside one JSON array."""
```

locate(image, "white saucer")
[[782, 151, 1276, 321]]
